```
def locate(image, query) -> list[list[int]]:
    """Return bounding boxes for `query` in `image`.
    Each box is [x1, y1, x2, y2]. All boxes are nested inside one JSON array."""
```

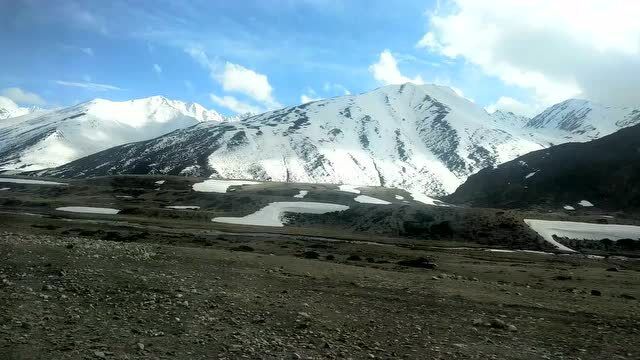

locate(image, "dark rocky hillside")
[[445, 124, 640, 211]]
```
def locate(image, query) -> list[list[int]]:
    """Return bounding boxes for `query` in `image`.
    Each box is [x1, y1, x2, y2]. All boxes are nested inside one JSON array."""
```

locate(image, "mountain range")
[[445, 122, 640, 210], [0, 96, 224, 172], [20, 83, 639, 197]]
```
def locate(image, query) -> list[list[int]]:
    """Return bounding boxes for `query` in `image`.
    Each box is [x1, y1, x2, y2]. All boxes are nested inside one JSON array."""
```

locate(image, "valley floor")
[[1, 225, 639, 359], [0, 175, 639, 359]]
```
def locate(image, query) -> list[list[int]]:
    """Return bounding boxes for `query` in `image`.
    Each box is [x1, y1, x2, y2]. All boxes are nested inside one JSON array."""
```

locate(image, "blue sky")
[[2, 1, 636, 116]]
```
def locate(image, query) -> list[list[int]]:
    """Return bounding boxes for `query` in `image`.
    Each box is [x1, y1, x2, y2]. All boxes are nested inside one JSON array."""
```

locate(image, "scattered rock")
[[346, 254, 362, 261], [619, 294, 636, 300], [553, 275, 572, 281], [590, 289, 602, 296], [397, 257, 437, 269], [301, 251, 320, 259], [606, 267, 619, 272], [325, 254, 335, 261], [230, 245, 254, 252]]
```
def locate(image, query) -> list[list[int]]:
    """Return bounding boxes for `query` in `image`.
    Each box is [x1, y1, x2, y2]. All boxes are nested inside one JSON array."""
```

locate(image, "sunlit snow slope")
[[0, 96, 224, 171]]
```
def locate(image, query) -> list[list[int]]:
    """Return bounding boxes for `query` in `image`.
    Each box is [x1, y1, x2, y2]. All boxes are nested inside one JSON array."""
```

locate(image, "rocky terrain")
[[446, 123, 640, 212], [1, 175, 638, 359]]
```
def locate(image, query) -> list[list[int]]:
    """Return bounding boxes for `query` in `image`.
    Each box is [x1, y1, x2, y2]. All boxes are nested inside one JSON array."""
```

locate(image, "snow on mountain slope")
[[0, 96, 224, 171], [489, 110, 529, 128], [41, 84, 553, 196], [524, 99, 640, 144], [0, 96, 43, 120]]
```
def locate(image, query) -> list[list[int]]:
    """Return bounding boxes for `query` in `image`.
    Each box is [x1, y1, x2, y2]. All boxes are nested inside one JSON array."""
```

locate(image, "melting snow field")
[[338, 185, 361, 194], [395, 195, 404, 200], [192, 179, 260, 193], [165, 205, 200, 210], [525, 171, 538, 179], [56, 206, 120, 215], [293, 190, 308, 198], [213, 201, 349, 227], [578, 200, 594, 207], [410, 191, 445, 206], [354, 195, 391, 205], [155, 180, 166, 185], [0, 188, 9, 191], [0, 178, 67, 186], [563, 205, 576, 211], [524, 219, 640, 252]]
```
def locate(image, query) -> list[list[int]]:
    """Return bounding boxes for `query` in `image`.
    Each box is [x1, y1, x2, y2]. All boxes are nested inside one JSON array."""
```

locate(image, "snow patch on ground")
[[192, 179, 260, 193], [155, 180, 166, 185], [0, 188, 9, 191], [338, 185, 361, 194], [115, 195, 133, 199], [578, 200, 594, 207], [213, 201, 349, 227], [563, 205, 575, 211], [525, 171, 538, 179], [410, 191, 445, 206], [524, 219, 640, 253], [395, 195, 404, 200], [354, 195, 391, 205], [165, 206, 200, 210], [293, 190, 308, 199], [56, 206, 120, 215], [0, 178, 67, 186], [485, 249, 516, 253]]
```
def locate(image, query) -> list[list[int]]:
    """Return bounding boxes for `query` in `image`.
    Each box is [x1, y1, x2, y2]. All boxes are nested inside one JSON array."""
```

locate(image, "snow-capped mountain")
[[40, 84, 551, 196], [0, 96, 224, 171], [0, 96, 43, 120], [489, 110, 529, 128], [446, 123, 640, 210], [525, 99, 640, 143]]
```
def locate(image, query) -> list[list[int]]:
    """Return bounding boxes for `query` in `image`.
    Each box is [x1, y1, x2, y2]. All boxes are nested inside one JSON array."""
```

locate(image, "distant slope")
[[445, 124, 640, 210], [0, 96, 223, 171], [38, 84, 552, 196], [0, 96, 42, 120]]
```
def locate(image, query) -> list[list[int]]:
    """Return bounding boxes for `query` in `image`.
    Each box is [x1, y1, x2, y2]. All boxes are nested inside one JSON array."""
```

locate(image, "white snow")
[[578, 200, 594, 207], [0, 178, 67, 186], [192, 179, 260, 193], [115, 195, 133, 199], [165, 206, 200, 210], [155, 180, 166, 185], [213, 201, 349, 227], [563, 205, 576, 211], [395, 195, 405, 200], [56, 206, 120, 214], [354, 195, 391, 205], [525, 171, 538, 179], [485, 249, 516, 253], [0, 188, 9, 191], [524, 219, 640, 252], [338, 185, 361, 194], [293, 190, 308, 198], [0, 96, 225, 171], [410, 191, 445, 206]]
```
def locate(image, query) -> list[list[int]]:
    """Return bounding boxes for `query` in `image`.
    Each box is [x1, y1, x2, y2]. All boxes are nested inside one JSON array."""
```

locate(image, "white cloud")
[[210, 94, 263, 114], [217, 62, 280, 109], [0, 87, 46, 106], [369, 49, 424, 85], [186, 47, 281, 110], [81, 47, 94, 56], [418, 0, 640, 107], [486, 96, 540, 117], [300, 88, 321, 104], [55, 80, 123, 91], [323, 82, 351, 95], [153, 63, 162, 74]]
